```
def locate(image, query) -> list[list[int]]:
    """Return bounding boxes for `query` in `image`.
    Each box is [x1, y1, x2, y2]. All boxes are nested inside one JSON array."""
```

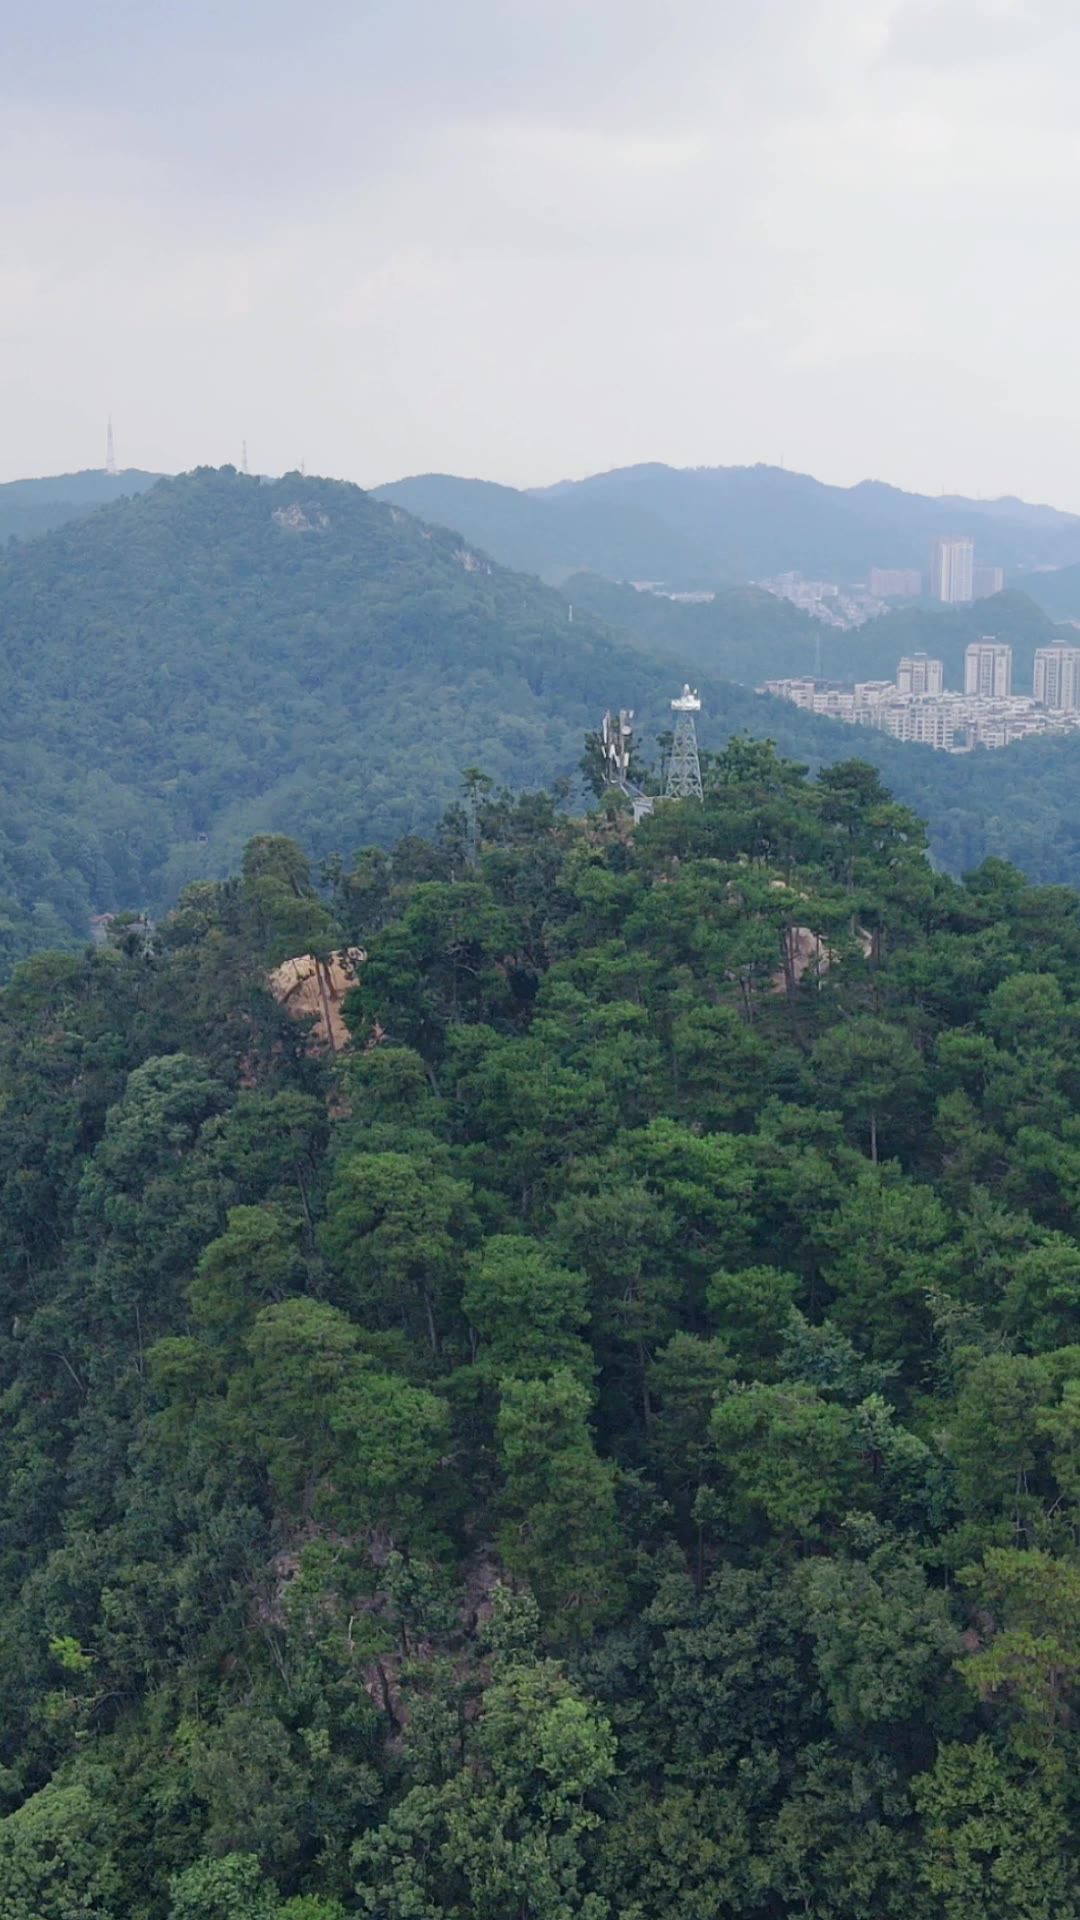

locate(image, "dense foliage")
[[376, 462, 1080, 584], [7, 752, 1080, 1915]]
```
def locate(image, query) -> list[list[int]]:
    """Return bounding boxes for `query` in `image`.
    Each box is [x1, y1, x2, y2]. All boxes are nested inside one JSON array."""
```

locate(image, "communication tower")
[[665, 686, 703, 801], [599, 708, 653, 822], [105, 417, 118, 477], [241, 440, 250, 475]]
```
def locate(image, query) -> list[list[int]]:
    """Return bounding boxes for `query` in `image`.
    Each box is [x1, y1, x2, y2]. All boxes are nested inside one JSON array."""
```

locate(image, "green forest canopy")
[[7, 752, 1080, 1914]]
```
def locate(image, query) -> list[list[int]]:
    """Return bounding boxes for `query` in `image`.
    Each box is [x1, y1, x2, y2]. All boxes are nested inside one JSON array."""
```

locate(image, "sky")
[[3, 0, 1080, 503]]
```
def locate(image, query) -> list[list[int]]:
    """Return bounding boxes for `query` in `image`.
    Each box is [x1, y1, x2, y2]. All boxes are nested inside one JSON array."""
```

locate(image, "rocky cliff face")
[[267, 948, 365, 1052]]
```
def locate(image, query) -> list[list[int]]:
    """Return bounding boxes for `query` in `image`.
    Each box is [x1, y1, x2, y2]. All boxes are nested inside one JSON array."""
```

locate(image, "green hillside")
[[6, 767, 1080, 1913], [0, 468, 163, 544], [0, 466, 851, 973], [371, 471, 710, 584], [6, 465, 1080, 979], [566, 573, 1060, 696]]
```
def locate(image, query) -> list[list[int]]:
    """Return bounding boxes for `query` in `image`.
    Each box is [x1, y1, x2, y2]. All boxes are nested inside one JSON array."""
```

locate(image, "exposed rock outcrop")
[[267, 948, 365, 1052]]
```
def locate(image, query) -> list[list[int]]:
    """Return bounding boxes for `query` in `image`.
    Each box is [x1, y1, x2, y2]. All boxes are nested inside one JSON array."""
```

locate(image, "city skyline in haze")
[[4, 1, 1080, 505]]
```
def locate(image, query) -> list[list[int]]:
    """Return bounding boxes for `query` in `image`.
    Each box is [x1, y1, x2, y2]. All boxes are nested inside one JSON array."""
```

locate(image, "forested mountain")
[[0, 468, 163, 544], [6, 464, 1080, 981], [376, 462, 1080, 585], [7, 761, 1080, 1916], [0, 464, 845, 973]]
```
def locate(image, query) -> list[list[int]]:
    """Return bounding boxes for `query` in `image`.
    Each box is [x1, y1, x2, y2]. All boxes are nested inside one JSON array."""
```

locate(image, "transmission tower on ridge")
[[241, 440, 250, 475], [665, 685, 703, 801], [105, 417, 118, 477]]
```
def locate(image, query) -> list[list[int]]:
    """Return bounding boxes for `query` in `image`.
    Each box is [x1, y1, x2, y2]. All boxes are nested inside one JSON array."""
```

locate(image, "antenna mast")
[[599, 708, 654, 822], [105, 417, 118, 477], [665, 685, 703, 801], [241, 440, 250, 475]]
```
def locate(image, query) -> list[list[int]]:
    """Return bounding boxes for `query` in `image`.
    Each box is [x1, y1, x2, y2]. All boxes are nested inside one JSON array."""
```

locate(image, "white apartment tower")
[[1034, 646, 1080, 711], [964, 639, 1012, 698], [931, 537, 975, 604], [897, 652, 944, 695]]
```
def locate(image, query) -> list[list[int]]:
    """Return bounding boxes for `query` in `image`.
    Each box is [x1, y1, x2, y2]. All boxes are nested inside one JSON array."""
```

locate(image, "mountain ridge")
[[0, 466, 163, 544], [377, 461, 1080, 585]]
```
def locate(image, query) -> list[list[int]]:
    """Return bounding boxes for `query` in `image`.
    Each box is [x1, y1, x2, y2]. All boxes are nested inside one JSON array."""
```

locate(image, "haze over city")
[[5, 0, 1080, 503]]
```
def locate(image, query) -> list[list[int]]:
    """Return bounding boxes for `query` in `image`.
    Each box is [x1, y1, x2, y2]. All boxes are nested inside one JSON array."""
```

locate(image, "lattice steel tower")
[[665, 685, 703, 800]]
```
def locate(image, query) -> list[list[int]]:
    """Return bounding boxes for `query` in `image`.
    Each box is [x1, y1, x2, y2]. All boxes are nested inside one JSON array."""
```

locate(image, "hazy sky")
[[4, 0, 1079, 502]]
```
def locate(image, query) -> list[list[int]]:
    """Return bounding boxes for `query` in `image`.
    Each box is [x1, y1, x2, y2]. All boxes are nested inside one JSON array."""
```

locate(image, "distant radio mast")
[[105, 417, 118, 477], [665, 685, 704, 801], [241, 440, 250, 475]]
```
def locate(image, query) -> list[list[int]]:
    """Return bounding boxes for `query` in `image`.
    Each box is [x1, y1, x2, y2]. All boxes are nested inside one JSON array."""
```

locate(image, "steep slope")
[[377, 462, 1080, 585], [0, 467, 164, 543]]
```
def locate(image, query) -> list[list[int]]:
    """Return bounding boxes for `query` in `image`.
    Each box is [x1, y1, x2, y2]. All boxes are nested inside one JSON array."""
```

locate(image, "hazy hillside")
[[1018, 563, 1080, 622], [377, 462, 1080, 586], [0, 467, 163, 543], [371, 470, 708, 583], [567, 575, 1061, 693], [563, 573, 826, 681]]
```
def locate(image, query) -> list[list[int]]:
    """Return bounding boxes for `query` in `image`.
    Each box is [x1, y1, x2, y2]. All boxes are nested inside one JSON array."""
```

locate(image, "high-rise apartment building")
[[897, 652, 944, 695], [931, 537, 975, 604], [1034, 645, 1080, 711], [973, 565, 1005, 600], [964, 639, 1012, 698], [869, 567, 923, 598]]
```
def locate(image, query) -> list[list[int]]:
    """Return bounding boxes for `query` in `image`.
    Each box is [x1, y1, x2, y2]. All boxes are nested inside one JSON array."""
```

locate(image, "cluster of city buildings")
[[753, 575, 881, 628], [761, 642, 1080, 753], [870, 537, 1005, 606], [755, 539, 1006, 632]]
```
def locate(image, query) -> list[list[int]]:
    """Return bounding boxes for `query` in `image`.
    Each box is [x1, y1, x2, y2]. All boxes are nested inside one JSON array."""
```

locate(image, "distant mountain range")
[[0, 468, 162, 543], [374, 463, 1080, 587], [8, 461, 1080, 606]]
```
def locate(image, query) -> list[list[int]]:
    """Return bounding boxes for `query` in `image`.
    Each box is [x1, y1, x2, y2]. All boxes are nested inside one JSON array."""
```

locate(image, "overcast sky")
[[4, 0, 1079, 502]]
